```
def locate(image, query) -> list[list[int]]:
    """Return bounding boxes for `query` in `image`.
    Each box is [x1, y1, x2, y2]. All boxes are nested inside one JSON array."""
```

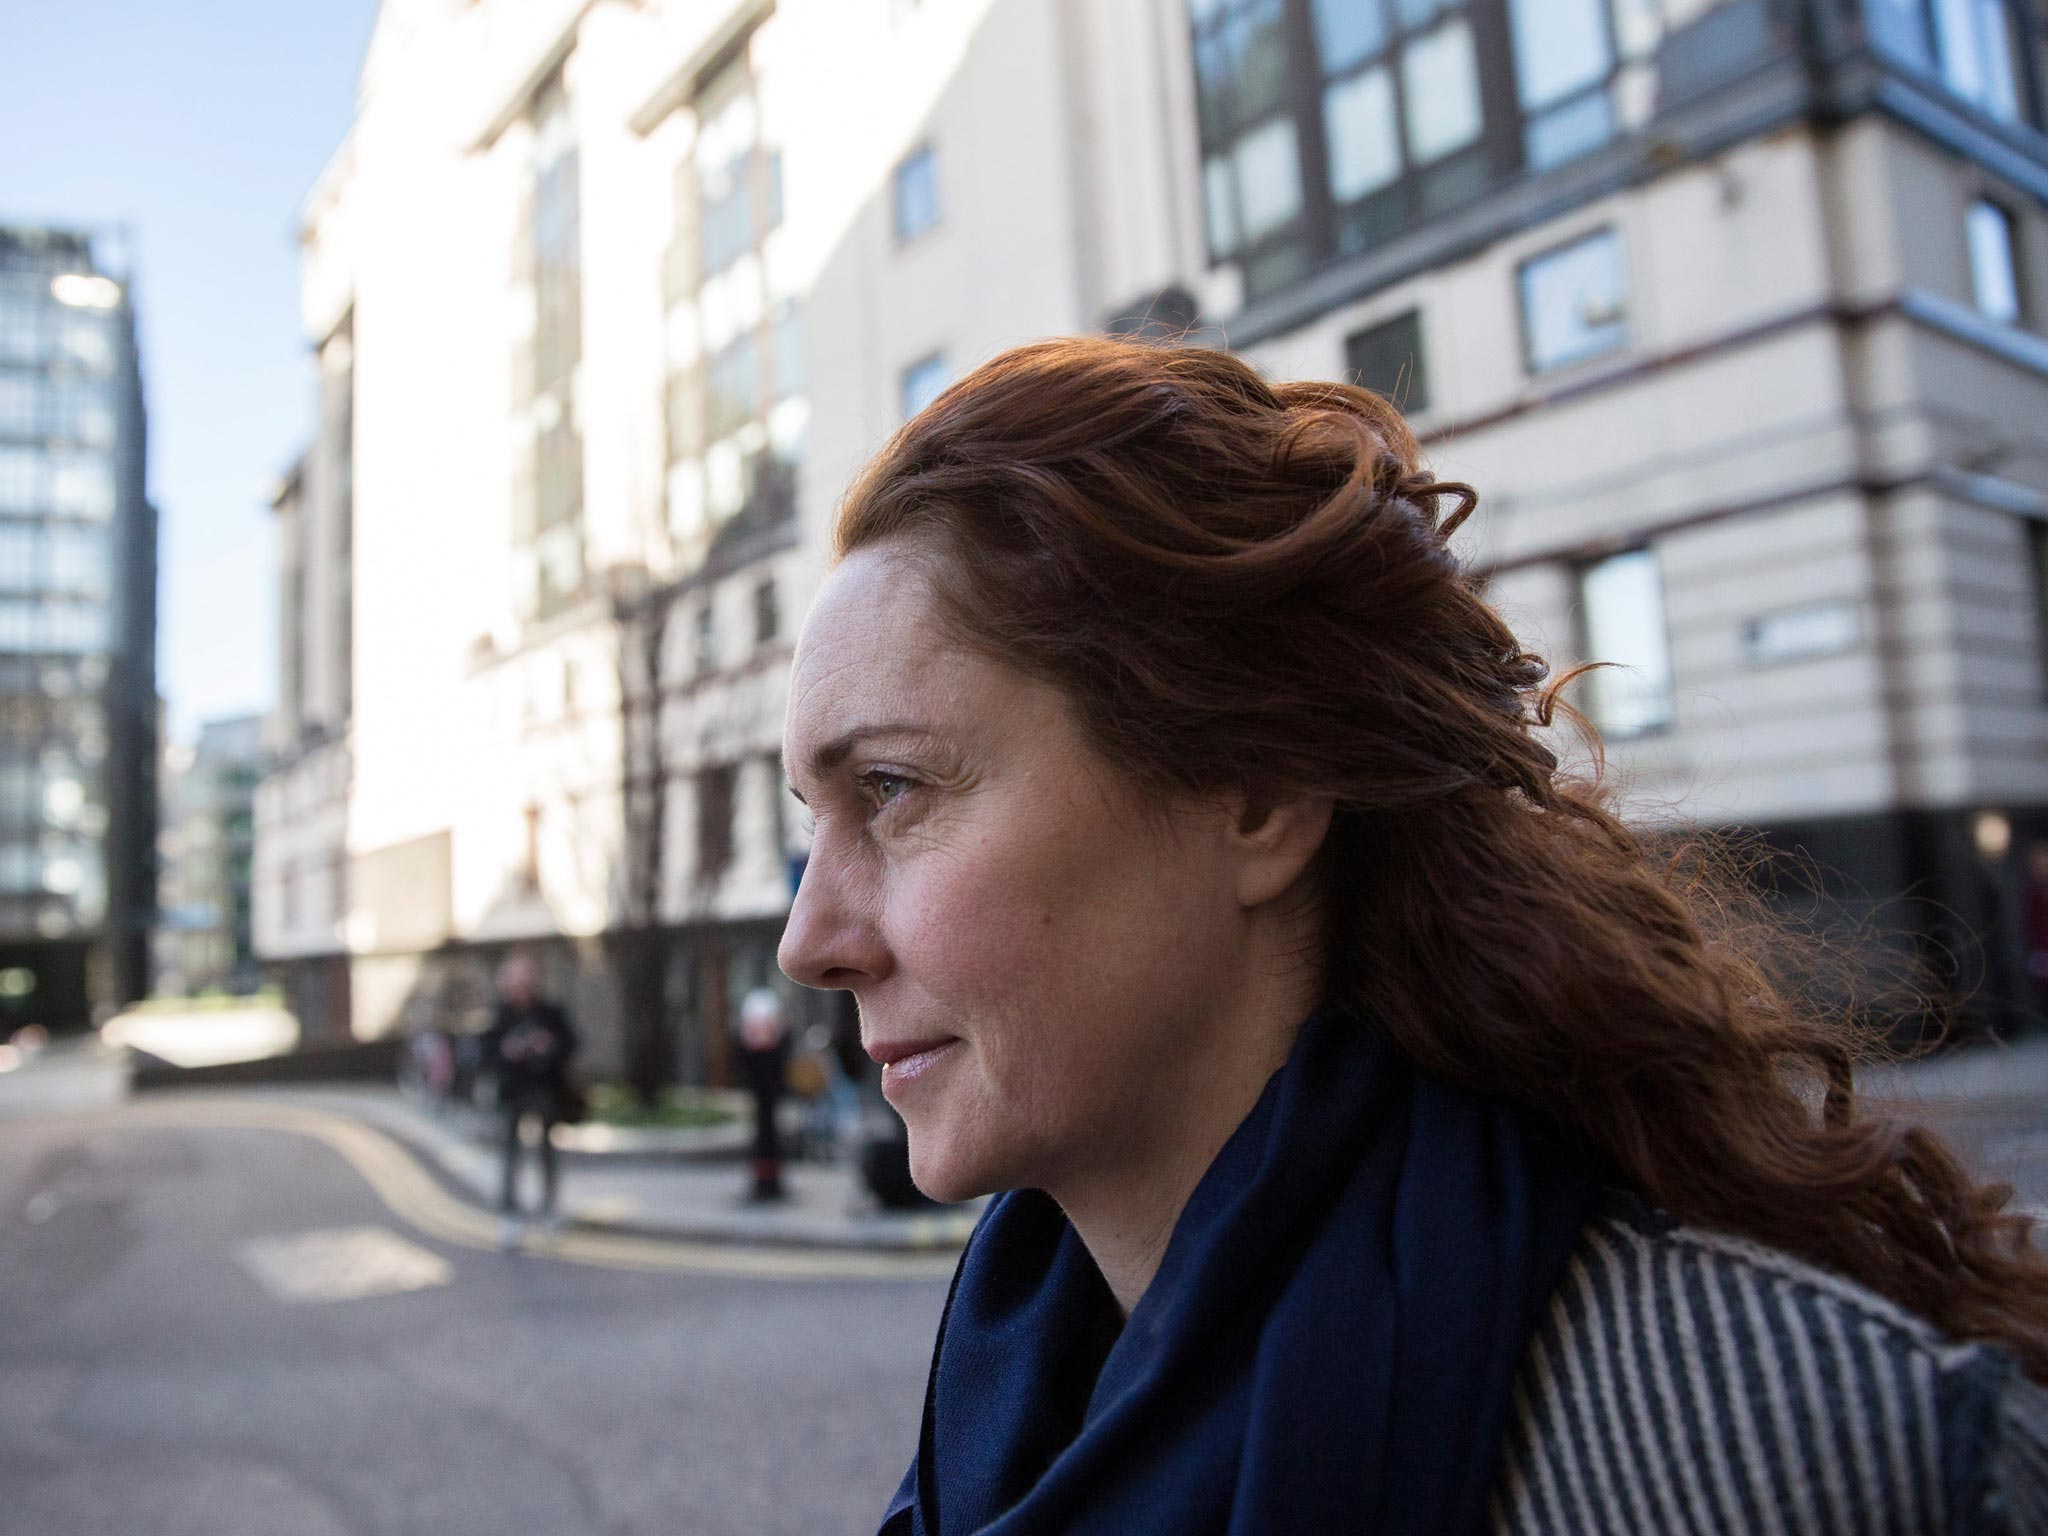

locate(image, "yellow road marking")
[[56, 1099, 959, 1281]]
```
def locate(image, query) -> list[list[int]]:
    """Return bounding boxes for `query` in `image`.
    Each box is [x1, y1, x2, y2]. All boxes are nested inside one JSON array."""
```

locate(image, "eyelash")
[[856, 769, 917, 813]]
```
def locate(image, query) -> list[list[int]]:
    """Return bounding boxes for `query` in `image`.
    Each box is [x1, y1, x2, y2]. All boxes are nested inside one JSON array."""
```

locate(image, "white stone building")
[[254, 0, 2048, 1071]]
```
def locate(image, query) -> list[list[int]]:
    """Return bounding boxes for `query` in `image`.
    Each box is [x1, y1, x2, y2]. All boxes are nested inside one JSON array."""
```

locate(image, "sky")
[[2, 0, 383, 745]]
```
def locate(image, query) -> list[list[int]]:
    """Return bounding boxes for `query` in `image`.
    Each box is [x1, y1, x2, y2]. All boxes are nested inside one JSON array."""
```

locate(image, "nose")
[[778, 849, 892, 992]]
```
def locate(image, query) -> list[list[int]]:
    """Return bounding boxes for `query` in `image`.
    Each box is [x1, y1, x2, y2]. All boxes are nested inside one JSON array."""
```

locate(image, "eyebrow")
[[789, 722, 941, 797]]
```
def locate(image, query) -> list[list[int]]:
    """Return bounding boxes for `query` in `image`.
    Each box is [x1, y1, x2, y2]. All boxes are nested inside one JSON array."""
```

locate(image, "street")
[[0, 1092, 947, 1536], [1, 1041, 2043, 1536]]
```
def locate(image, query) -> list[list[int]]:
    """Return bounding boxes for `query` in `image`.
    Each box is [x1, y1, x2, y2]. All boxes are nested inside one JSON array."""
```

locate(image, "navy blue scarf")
[[879, 1006, 1597, 1536]]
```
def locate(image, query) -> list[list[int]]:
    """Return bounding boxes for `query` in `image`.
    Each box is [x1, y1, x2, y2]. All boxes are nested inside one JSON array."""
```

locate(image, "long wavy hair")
[[834, 335, 2048, 1381]]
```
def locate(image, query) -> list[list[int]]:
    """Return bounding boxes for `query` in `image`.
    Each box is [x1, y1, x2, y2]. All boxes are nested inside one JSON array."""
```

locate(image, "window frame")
[[1573, 545, 1676, 741], [1343, 307, 1431, 414], [1966, 195, 2025, 325], [900, 352, 949, 420], [893, 143, 942, 244], [1516, 225, 1630, 375]]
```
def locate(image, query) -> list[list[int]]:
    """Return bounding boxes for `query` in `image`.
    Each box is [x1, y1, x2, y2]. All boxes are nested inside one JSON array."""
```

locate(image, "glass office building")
[[0, 226, 157, 1031]]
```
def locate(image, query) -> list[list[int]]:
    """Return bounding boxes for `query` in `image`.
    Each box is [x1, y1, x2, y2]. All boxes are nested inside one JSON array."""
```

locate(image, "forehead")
[[785, 545, 974, 759]]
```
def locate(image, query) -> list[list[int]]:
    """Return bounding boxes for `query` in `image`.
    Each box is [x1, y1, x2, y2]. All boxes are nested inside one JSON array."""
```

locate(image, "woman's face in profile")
[[779, 541, 1257, 1203]]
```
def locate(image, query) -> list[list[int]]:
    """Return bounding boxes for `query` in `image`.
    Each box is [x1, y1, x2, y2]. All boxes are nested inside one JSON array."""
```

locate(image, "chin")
[[906, 1128, 1007, 1205]]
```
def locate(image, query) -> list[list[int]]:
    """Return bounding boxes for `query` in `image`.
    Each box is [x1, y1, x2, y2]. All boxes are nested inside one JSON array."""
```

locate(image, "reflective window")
[[1519, 228, 1629, 372], [50, 455, 114, 520], [46, 523, 107, 598], [1322, 66, 1401, 201], [1869, 0, 2028, 122], [1234, 118, 1305, 239], [0, 373, 42, 436], [0, 447, 42, 512], [58, 315, 113, 375], [707, 334, 760, 439], [0, 296, 44, 365], [1402, 20, 1484, 162], [1931, 0, 2022, 120], [1191, 0, 1307, 278], [698, 79, 759, 277], [1967, 199, 2022, 324], [894, 145, 941, 242], [901, 353, 949, 419], [1578, 548, 1674, 738], [1505, 0, 1656, 168], [1512, 0, 1611, 109], [523, 65, 585, 621], [666, 39, 802, 562], [1310, 0, 1387, 71], [0, 521, 33, 590], [1186, 1, 1673, 297]]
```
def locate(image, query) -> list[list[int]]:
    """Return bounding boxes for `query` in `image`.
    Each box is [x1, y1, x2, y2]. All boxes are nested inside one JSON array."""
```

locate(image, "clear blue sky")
[[2, 0, 382, 745]]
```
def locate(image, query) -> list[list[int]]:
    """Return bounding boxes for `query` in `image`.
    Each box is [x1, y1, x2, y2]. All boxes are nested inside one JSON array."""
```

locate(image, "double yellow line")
[[93, 1097, 961, 1281]]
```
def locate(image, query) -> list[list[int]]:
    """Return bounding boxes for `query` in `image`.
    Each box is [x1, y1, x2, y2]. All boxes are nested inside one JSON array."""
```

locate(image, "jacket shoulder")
[[1490, 1193, 2034, 1535]]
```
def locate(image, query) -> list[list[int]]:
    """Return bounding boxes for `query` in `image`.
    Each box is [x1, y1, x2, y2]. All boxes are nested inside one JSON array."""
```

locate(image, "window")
[[0, 446, 40, 512], [0, 374, 42, 437], [1188, 2, 1670, 302], [49, 456, 114, 519], [1931, 0, 2025, 121], [1194, 0, 1306, 283], [694, 601, 717, 673], [894, 145, 941, 241], [707, 334, 761, 439], [902, 353, 949, 418], [1344, 309, 1429, 412], [0, 521, 32, 591], [1519, 228, 1628, 372], [0, 296, 44, 366], [1577, 548, 1674, 738], [1866, 0, 2029, 123], [46, 524, 106, 598], [2032, 519, 2048, 701], [753, 576, 779, 645], [521, 66, 586, 621], [695, 763, 737, 883], [665, 41, 802, 565], [1506, 0, 1659, 169], [1967, 199, 2022, 323]]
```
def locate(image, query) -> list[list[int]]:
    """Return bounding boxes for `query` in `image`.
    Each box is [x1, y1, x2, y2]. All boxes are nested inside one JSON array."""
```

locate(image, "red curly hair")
[[835, 335, 2048, 1382]]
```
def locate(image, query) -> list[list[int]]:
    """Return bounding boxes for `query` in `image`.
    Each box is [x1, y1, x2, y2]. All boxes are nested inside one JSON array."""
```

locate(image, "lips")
[[865, 1036, 958, 1067], [868, 1036, 962, 1096]]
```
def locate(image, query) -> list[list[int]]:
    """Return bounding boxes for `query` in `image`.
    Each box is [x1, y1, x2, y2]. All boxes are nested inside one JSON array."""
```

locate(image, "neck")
[[1054, 959, 1318, 1318]]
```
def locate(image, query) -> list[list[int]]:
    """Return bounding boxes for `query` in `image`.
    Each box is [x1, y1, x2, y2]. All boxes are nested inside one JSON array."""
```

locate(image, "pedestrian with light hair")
[[779, 337, 2048, 1534]]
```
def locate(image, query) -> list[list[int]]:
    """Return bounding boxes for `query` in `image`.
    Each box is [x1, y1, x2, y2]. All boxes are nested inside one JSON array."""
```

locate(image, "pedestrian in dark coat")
[[482, 952, 578, 1248]]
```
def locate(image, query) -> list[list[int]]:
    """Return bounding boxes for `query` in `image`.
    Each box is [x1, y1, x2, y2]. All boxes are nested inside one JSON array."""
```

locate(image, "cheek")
[[881, 818, 1205, 1045]]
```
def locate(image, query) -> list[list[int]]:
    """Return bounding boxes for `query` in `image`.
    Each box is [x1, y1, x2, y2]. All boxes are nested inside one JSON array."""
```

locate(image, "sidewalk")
[[265, 1083, 984, 1254]]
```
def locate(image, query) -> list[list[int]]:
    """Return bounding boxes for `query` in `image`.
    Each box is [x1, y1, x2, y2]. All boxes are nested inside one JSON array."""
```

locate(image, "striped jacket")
[[1491, 1194, 2048, 1535]]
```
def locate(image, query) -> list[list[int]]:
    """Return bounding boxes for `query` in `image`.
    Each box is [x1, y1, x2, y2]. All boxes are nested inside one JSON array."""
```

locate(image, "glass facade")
[[0, 227, 138, 972]]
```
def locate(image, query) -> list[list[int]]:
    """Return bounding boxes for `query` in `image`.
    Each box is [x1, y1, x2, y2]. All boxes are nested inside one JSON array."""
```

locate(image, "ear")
[[1230, 790, 1334, 909]]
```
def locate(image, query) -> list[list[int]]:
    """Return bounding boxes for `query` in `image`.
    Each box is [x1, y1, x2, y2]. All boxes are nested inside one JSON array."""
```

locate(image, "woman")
[[778, 338, 2048, 1534]]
